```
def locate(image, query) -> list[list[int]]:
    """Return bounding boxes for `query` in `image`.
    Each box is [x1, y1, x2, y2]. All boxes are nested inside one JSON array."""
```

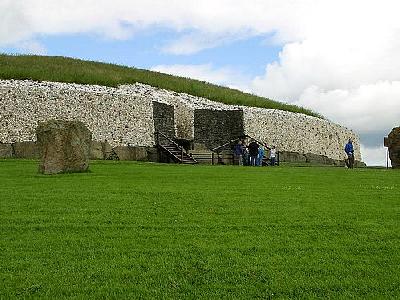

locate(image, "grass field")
[[0, 54, 321, 118], [1, 160, 399, 299]]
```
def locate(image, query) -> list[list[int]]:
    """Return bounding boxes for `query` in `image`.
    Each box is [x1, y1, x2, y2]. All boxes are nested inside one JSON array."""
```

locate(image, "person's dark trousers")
[[270, 157, 276, 166], [348, 153, 355, 168], [345, 158, 350, 168], [243, 153, 249, 166]]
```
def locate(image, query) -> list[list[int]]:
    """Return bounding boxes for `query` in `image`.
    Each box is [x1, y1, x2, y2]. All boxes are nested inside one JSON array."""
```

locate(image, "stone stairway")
[[160, 143, 198, 164], [156, 131, 197, 164]]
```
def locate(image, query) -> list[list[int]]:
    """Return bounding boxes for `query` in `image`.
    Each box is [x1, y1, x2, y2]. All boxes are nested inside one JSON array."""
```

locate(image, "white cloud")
[[0, 1, 331, 51], [16, 40, 47, 55], [295, 82, 400, 134], [151, 64, 251, 92], [361, 144, 391, 167]]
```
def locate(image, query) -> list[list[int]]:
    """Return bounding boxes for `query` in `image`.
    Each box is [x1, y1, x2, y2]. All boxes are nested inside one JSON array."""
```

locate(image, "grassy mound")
[[1, 160, 399, 298], [0, 54, 321, 118]]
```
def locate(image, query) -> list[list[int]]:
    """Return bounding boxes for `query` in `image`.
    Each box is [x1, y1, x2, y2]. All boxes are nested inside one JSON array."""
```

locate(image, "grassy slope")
[[1, 160, 399, 299], [0, 54, 321, 118]]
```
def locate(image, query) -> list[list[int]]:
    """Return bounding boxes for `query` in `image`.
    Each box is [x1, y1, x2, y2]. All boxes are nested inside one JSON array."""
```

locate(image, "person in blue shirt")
[[344, 138, 355, 168], [257, 144, 265, 166]]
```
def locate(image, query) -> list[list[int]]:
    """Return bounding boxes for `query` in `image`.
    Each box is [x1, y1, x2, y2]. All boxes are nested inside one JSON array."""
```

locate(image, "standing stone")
[[385, 127, 400, 169], [36, 120, 92, 174]]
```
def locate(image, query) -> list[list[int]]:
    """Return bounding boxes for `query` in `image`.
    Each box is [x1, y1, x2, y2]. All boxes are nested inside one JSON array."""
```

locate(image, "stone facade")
[[0, 79, 362, 163], [194, 109, 244, 149], [152, 101, 175, 139]]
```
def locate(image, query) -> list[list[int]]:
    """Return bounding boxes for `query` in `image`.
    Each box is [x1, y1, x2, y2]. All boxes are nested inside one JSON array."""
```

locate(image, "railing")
[[155, 131, 182, 162], [211, 134, 280, 166], [211, 134, 268, 153]]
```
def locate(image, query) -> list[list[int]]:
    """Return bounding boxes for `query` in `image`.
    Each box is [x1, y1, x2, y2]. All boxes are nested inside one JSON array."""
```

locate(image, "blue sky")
[[1, 0, 400, 166], [3, 32, 281, 79]]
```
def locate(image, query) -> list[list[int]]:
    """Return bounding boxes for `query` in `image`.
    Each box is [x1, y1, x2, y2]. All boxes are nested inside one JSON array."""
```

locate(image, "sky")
[[1, 0, 399, 166]]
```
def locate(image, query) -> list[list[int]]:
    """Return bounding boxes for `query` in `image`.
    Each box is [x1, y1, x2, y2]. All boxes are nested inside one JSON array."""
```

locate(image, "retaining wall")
[[0, 80, 362, 163]]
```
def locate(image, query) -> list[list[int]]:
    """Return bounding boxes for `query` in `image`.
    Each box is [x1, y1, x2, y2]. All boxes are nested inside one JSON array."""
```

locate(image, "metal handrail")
[[155, 131, 198, 164], [211, 134, 279, 165], [155, 131, 181, 149]]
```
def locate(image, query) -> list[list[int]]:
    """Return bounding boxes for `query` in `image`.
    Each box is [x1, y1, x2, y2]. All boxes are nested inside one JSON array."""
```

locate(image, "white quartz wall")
[[243, 107, 361, 161], [0, 80, 362, 161], [0, 80, 154, 147], [120, 83, 237, 140]]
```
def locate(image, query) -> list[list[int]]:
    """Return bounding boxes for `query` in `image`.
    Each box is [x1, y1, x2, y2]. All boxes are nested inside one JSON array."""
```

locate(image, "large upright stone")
[[36, 120, 92, 174], [385, 127, 400, 169]]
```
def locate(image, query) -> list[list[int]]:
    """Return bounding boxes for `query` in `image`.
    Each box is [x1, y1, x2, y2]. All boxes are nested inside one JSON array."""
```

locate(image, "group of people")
[[232, 137, 355, 168], [233, 139, 277, 166]]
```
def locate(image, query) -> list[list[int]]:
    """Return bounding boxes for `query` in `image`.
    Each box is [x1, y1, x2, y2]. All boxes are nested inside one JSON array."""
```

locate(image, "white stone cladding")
[[242, 107, 361, 161], [0, 80, 154, 147], [0, 79, 362, 161]]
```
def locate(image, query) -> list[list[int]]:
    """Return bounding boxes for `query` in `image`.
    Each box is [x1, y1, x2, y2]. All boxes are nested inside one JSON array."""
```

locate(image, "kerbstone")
[[0, 143, 13, 158], [90, 141, 104, 160], [36, 120, 92, 174], [13, 141, 39, 158]]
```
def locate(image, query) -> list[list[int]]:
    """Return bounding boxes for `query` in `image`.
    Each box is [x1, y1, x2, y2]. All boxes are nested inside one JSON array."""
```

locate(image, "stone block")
[[386, 127, 400, 169], [0, 143, 13, 158], [279, 151, 306, 163], [13, 141, 39, 159], [36, 120, 92, 174], [146, 147, 158, 162], [102, 141, 113, 159], [304, 153, 335, 165], [113, 146, 134, 161], [90, 141, 104, 160], [132, 147, 148, 161]]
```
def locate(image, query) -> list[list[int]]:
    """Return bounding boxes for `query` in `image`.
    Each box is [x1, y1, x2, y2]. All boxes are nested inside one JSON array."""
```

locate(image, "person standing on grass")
[[257, 144, 265, 166], [248, 139, 259, 166], [233, 140, 244, 166], [270, 145, 277, 166], [242, 140, 249, 165], [344, 138, 355, 168]]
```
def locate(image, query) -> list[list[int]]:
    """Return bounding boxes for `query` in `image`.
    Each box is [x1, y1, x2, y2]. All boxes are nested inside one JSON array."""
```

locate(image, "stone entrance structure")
[[384, 127, 400, 169], [36, 120, 92, 174]]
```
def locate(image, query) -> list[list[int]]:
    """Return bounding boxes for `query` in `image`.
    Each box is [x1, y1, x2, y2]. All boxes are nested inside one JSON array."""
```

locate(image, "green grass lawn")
[[0, 54, 321, 118], [1, 160, 399, 299]]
